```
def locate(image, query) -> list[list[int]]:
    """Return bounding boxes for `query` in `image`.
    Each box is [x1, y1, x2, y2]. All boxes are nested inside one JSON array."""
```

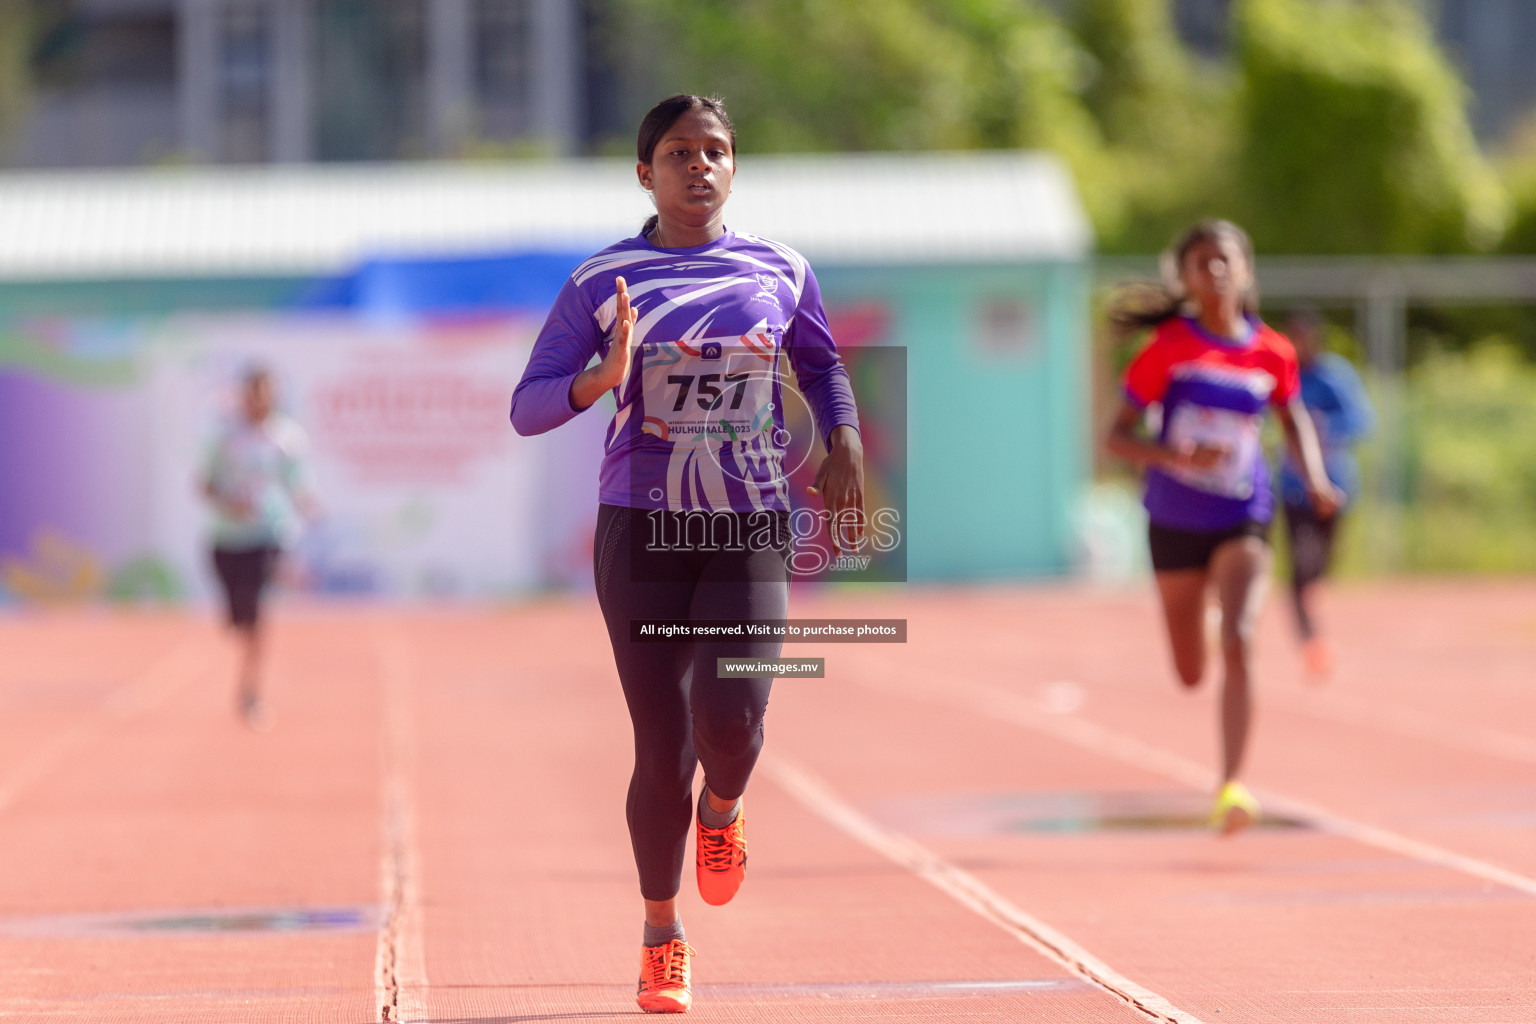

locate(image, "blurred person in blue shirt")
[[200, 366, 318, 729], [1278, 308, 1374, 681]]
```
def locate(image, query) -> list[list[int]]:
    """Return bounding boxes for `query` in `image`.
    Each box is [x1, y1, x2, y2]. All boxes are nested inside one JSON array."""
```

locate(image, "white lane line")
[[1276, 687, 1536, 766], [375, 633, 429, 1024], [1256, 792, 1536, 899], [854, 668, 1536, 899], [0, 633, 216, 815], [764, 756, 1208, 1024]]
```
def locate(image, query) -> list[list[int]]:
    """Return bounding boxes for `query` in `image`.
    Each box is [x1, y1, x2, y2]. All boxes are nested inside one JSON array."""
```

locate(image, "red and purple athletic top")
[[1122, 315, 1300, 532]]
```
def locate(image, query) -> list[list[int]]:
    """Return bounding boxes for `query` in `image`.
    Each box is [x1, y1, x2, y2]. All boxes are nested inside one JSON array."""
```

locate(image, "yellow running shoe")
[[696, 803, 748, 906], [1211, 781, 1260, 836], [636, 939, 695, 1013]]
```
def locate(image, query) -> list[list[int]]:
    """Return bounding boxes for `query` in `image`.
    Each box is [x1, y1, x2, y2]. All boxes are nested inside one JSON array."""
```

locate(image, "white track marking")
[[375, 634, 429, 1024], [1277, 687, 1536, 766], [1253, 791, 1536, 898], [764, 756, 1207, 1024], [0, 634, 215, 815], [854, 667, 1536, 899]]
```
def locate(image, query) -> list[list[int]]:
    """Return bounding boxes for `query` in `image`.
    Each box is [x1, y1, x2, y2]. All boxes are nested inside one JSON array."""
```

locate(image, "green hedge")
[[1234, 0, 1504, 254], [1336, 341, 1536, 575]]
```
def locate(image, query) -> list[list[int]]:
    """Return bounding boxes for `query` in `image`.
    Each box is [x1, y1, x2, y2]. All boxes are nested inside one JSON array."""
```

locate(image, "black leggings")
[[211, 545, 278, 629], [593, 503, 789, 901], [1284, 502, 1342, 639]]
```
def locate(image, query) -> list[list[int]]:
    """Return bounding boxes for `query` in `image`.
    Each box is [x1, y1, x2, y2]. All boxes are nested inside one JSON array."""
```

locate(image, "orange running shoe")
[[636, 939, 695, 1013], [696, 802, 748, 906], [1302, 636, 1335, 683]]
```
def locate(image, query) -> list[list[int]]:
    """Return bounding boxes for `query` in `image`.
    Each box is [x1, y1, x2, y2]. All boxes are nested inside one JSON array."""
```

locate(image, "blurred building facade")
[[10, 1, 1536, 172], [3, 0, 614, 168], [1433, 0, 1536, 140], [1172, 0, 1536, 142]]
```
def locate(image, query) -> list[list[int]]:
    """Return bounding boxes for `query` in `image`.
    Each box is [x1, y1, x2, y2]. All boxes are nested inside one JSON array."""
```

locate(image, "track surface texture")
[[0, 580, 1531, 1022]]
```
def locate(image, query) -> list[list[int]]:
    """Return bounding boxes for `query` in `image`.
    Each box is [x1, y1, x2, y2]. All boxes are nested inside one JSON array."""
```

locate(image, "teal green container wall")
[[816, 261, 1089, 580]]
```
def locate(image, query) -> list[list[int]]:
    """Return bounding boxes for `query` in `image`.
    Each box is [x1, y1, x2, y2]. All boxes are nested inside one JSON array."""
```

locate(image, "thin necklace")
[[651, 223, 723, 249]]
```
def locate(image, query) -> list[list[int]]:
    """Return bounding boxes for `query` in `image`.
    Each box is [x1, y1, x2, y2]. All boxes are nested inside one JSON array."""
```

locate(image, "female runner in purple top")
[[511, 94, 863, 1013]]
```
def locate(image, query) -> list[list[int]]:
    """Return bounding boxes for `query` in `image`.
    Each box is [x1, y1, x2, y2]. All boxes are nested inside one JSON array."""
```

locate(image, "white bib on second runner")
[[1164, 403, 1261, 500]]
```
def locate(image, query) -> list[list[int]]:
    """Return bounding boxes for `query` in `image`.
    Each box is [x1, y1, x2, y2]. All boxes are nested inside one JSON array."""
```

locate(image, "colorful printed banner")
[[0, 313, 606, 603]]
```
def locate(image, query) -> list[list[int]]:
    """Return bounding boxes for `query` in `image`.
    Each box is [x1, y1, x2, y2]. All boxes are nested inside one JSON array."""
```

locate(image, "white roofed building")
[[0, 151, 1088, 279]]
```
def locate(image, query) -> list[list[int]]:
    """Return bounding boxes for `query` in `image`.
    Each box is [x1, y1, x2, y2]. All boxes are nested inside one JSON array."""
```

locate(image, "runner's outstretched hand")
[[1307, 481, 1345, 520], [569, 277, 641, 412], [597, 276, 641, 389], [808, 425, 865, 558]]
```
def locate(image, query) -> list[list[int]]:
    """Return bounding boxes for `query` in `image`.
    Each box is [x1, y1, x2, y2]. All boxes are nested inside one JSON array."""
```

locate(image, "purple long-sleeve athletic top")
[[511, 229, 860, 513]]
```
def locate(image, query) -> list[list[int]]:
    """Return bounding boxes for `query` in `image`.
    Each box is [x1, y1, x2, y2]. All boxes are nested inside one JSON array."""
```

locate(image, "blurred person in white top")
[[199, 366, 317, 730]]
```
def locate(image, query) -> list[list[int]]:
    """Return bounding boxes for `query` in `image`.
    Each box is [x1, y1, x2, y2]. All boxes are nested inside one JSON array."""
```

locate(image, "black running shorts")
[[1148, 519, 1270, 573], [210, 545, 278, 628]]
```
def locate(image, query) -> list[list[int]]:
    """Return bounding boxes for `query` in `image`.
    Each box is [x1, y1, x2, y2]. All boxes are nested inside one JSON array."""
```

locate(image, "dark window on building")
[[221, 1, 269, 162], [315, 0, 427, 161], [32, 5, 176, 92], [18, 1, 178, 167], [476, 0, 531, 143], [581, 0, 629, 154], [1173, 0, 1229, 59]]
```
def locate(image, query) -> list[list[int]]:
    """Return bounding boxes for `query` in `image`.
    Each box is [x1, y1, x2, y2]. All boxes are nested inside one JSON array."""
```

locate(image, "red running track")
[[0, 580, 1531, 1022]]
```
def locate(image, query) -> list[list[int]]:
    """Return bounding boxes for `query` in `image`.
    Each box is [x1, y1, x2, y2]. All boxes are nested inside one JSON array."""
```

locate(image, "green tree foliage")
[[1233, 0, 1504, 254], [614, 0, 1240, 250], [1075, 0, 1206, 147], [1397, 342, 1536, 572], [619, 0, 1091, 152], [0, 0, 31, 149], [1492, 117, 1536, 254], [612, 0, 1123, 231], [614, 0, 1507, 258], [1496, 185, 1536, 253], [1070, 0, 1237, 251]]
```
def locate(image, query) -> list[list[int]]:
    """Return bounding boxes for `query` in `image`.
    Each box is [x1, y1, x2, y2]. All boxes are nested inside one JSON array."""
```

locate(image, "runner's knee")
[[693, 708, 763, 764], [1220, 614, 1256, 649]]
